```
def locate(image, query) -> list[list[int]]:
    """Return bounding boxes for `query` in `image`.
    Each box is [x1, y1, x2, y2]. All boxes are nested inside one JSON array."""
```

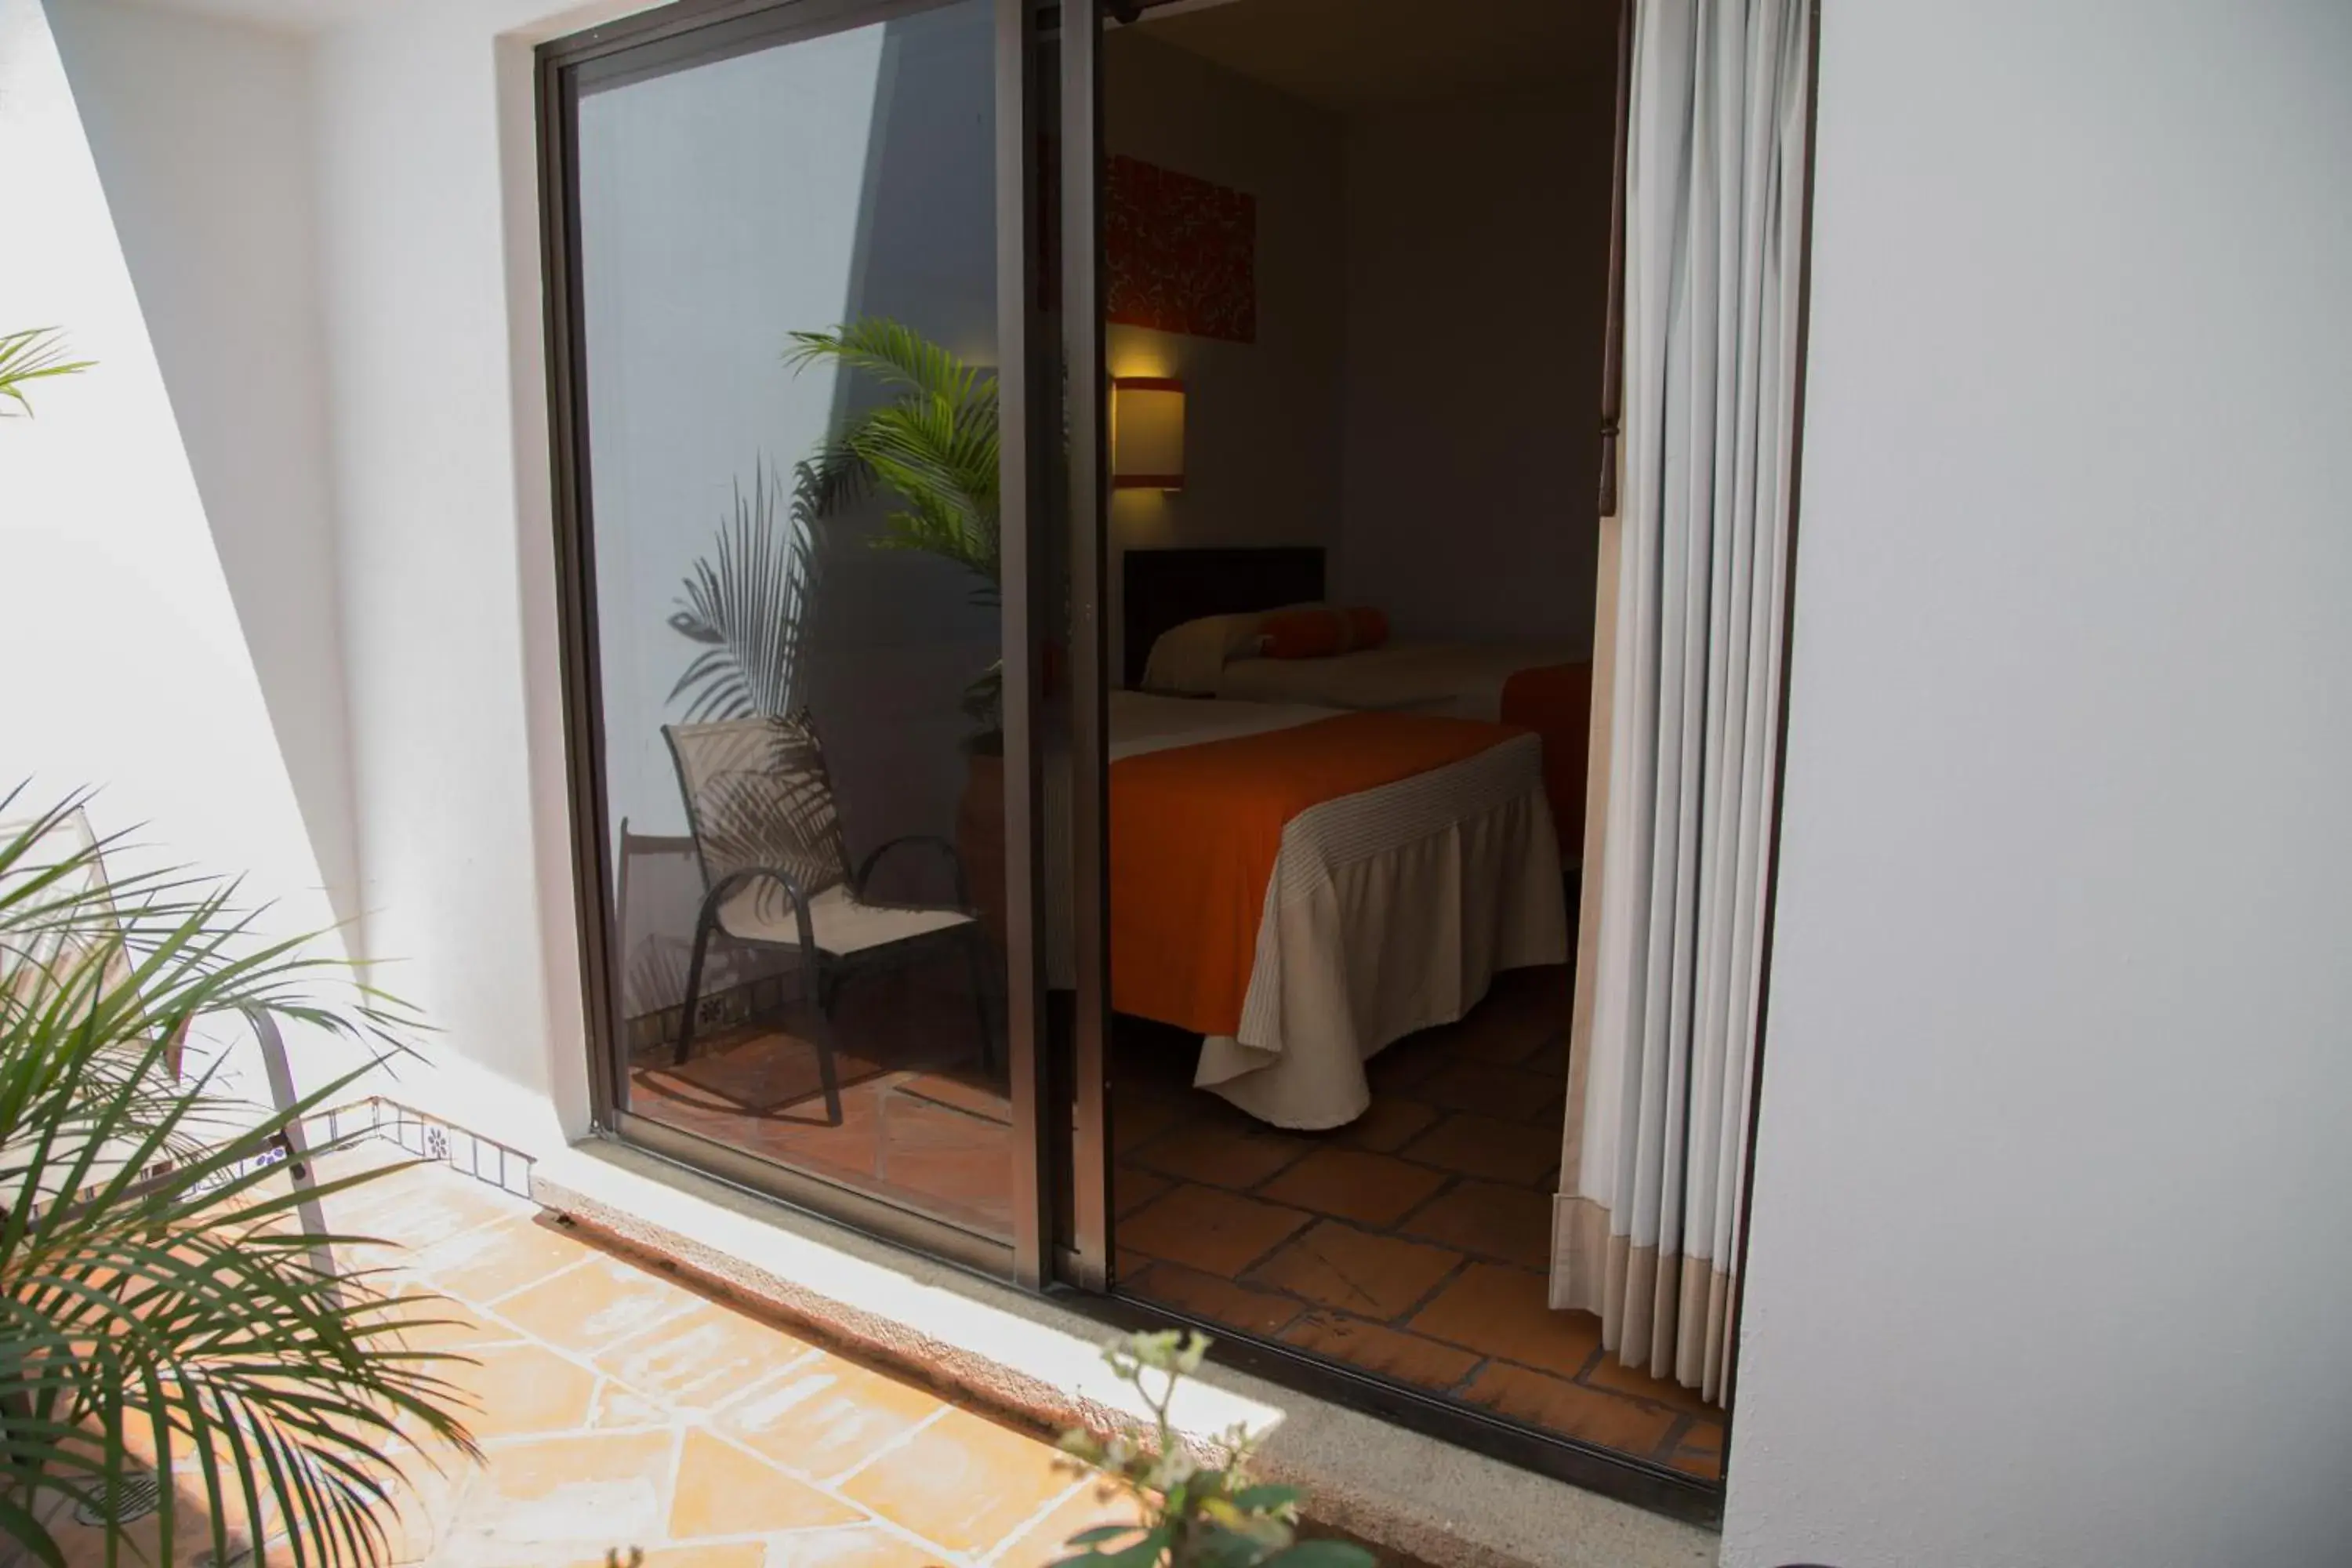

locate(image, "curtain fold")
[[1549, 0, 1809, 1404]]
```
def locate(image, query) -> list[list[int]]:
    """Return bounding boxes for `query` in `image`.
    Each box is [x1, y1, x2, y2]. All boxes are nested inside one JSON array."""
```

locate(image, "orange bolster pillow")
[[1260, 606, 1389, 659]]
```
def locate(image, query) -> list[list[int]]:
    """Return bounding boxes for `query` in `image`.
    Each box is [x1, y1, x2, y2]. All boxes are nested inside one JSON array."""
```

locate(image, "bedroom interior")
[[1087, 0, 1732, 1478], [561, 0, 1799, 1508]]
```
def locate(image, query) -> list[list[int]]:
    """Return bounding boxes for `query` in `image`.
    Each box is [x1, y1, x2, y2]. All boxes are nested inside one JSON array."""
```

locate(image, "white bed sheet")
[[1046, 692, 1566, 1129], [1214, 640, 1584, 720]]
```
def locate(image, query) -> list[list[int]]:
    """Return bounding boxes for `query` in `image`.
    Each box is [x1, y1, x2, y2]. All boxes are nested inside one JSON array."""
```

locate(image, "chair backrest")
[[662, 713, 851, 906]]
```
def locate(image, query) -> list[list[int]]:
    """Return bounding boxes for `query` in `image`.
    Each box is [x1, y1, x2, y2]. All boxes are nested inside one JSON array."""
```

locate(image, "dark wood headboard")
[[1122, 546, 1326, 688]]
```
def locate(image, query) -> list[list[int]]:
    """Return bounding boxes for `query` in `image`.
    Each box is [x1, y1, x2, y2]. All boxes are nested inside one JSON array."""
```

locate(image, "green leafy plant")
[[668, 459, 821, 723], [785, 318, 1004, 738], [1054, 1330, 1374, 1568], [0, 788, 477, 1566], [0, 329, 93, 416], [784, 318, 1000, 589]]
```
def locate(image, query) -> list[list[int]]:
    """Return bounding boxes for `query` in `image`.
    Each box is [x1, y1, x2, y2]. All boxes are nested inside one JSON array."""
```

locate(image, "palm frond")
[[666, 461, 819, 723], [782, 318, 1000, 588], [0, 329, 93, 417], [0, 793, 468, 1566], [785, 319, 983, 408]]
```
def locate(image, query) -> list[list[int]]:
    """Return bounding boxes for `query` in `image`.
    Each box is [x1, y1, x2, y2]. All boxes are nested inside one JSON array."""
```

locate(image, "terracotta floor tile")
[[1522, 1033, 1569, 1080], [1335, 1095, 1441, 1154], [1460, 1363, 1676, 1454], [378, 1446, 466, 1565], [1398, 1179, 1555, 1270], [557, 1546, 768, 1568], [1399, 1112, 1560, 1186], [1257, 1149, 1450, 1228], [1408, 1265, 1600, 1377], [450, 1341, 598, 1440], [1364, 1034, 1453, 1094], [1463, 964, 1573, 1048], [441, 1429, 676, 1559], [1116, 1185, 1311, 1277], [837, 1405, 1072, 1555], [1584, 1350, 1723, 1417], [713, 1348, 947, 1481], [994, 1478, 1147, 1568], [1113, 1167, 1175, 1218], [1243, 1222, 1461, 1321], [1414, 1059, 1566, 1126], [1109, 1091, 1190, 1155], [409, 1213, 595, 1308], [668, 1428, 863, 1537], [892, 1069, 1011, 1124], [590, 1378, 674, 1430], [1125, 1261, 1308, 1338], [877, 1093, 1016, 1232], [387, 1287, 517, 1353], [1131, 1122, 1312, 1190], [1665, 1417, 1726, 1479], [317, 1156, 532, 1250], [492, 1250, 703, 1359], [757, 1526, 945, 1567], [1279, 1310, 1480, 1393], [593, 1299, 820, 1416]]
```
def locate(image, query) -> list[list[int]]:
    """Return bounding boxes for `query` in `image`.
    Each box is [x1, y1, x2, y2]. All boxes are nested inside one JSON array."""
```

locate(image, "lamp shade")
[[1111, 377, 1185, 490]]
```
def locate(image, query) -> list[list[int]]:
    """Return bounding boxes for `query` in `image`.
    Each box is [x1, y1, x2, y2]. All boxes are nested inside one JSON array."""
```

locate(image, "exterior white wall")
[[2, 0, 360, 1088], [307, 0, 655, 1146], [46, 1, 362, 934], [1725, 4, 2352, 1565]]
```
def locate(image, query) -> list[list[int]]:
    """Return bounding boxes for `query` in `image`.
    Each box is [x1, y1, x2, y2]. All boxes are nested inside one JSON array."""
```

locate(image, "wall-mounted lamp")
[[1111, 377, 1185, 492]]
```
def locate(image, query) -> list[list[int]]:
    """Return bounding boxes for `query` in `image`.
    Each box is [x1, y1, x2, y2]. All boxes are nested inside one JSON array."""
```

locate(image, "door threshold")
[[533, 1135, 1720, 1568]]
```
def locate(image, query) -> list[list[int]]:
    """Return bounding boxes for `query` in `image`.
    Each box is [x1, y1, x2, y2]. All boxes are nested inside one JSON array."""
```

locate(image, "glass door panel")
[[554, 0, 1030, 1255]]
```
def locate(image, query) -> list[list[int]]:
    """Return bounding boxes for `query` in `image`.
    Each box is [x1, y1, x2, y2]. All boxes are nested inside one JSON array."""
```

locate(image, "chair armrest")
[[854, 834, 970, 907], [700, 866, 822, 952]]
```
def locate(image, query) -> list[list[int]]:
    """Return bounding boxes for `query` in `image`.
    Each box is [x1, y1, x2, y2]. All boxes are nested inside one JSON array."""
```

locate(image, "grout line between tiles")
[[473, 1250, 599, 1308], [1387, 1252, 1475, 1329], [975, 1475, 1091, 1567], [822, 1398, 953, 1490]]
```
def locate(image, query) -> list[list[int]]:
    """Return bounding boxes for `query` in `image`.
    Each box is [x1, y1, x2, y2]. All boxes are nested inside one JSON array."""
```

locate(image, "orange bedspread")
[[1501, 662, 1593, 852], [1110, 711, 1523, 1037]]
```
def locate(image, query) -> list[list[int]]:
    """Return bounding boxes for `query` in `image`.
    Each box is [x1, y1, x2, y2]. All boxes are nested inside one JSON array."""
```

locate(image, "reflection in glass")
[[575, 0, 1013, 1240]]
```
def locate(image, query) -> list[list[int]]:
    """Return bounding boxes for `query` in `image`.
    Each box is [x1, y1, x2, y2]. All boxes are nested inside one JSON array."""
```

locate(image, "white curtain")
[[1550, 0, 1809, 1403]]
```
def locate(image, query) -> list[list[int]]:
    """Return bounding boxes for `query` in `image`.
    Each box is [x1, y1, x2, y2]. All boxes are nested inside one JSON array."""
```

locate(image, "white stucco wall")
[[1724, 4, 2352, 1565], [47, 1, 361, 935], [307, 0, 659, 1145], [0, 0, 339, 939]]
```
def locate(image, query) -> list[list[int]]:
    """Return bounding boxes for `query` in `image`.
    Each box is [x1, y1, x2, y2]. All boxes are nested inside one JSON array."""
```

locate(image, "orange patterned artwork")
[[1104, 154, 1257, 343]]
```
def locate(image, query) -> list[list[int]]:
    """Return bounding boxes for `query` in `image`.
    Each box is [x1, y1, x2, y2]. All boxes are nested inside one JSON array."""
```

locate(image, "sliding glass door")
[[540, 0, 1054, 1276]]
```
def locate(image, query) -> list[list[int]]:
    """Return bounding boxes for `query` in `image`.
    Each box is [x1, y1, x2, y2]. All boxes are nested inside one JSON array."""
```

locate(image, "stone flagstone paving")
[[50, 1150, 1139, 1568]]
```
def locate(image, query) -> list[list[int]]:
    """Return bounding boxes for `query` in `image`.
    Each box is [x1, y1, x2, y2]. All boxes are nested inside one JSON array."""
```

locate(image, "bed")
[[1122, 546, 1596, 861], [1094, 690, 1566, 1129]]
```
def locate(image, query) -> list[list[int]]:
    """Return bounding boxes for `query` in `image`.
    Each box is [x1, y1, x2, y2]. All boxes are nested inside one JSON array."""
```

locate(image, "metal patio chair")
[[662, 712, 995, 1127]]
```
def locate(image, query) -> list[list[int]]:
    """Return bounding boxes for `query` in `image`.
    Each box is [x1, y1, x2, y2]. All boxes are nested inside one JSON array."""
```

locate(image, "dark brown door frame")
[[535, 0, 1056, 1285], [1057, 0, 1116, 1295]]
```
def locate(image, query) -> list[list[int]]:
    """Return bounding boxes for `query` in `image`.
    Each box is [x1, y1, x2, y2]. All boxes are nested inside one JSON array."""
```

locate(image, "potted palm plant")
[[783, 319, 1012, 946], [0, 791, 477, 1566], [4, 333, 474, 1564]]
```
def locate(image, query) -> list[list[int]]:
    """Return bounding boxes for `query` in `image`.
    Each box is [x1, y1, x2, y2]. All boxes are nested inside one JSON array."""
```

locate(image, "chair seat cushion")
[[717, 880, 974, 956]]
